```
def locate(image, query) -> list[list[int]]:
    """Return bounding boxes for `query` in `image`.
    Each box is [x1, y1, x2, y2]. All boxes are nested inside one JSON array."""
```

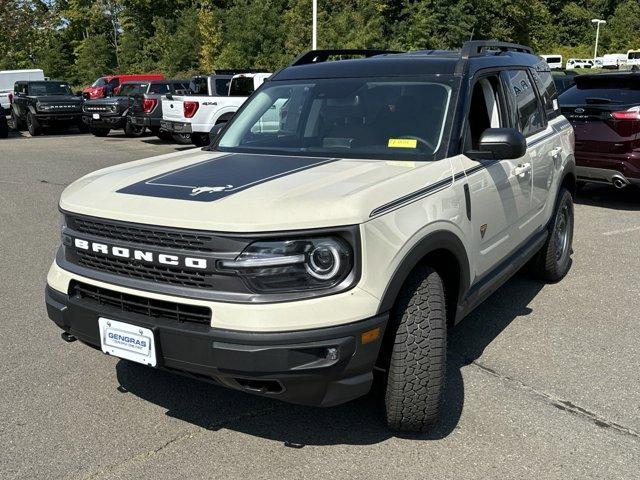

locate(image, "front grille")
[[83, 105, 115, 113], [70, 281, 211, 325], [76, 250, 210, 288], [68, 216, 216, 252]]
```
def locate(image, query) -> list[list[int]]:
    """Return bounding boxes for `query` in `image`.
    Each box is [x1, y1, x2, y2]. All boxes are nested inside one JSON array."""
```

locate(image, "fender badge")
[[480, 224, 488, 239], [190, 185, 234, 196]]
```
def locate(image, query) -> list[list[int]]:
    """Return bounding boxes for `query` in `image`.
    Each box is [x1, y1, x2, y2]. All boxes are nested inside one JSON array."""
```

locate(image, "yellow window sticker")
[[388, 138, 417, 149]]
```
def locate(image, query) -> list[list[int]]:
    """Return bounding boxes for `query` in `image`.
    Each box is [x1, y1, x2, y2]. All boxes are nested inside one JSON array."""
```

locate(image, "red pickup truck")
[[83, 74, 165, 100]]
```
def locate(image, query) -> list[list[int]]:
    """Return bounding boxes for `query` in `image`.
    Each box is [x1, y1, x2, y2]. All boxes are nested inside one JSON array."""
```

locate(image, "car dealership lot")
[[1, 132, 639, 479]]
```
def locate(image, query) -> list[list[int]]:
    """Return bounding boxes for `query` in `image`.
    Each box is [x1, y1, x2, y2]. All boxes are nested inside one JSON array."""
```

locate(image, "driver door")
[[460, 73, 534, 279]]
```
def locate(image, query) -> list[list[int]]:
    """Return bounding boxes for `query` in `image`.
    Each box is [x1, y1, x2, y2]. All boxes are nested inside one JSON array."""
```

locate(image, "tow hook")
[[61, 332, 77, 343]]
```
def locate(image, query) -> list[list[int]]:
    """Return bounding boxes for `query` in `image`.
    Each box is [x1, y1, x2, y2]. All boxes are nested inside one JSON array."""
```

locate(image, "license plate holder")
[[98, 318, 157, 367], [93, 113, 100, 120]]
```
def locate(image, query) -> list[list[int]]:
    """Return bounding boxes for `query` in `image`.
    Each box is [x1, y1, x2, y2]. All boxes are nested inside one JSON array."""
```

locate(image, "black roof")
[[271, 41, 544, 81]]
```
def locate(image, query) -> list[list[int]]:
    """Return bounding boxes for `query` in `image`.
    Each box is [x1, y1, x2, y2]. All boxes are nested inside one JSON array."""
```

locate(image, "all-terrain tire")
[[171, 132, 192, 144], [90, 127, 110, 137], [27, 112, 41, 136], [124, 119, 145, 137], [531, 188, 574, 282], [191, 132, 209, 147], [384, 265, 447, 432], [11, 109, 25, 131]]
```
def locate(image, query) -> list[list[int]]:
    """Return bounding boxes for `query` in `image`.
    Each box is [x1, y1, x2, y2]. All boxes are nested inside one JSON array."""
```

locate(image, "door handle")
[[513, 163, 532, 178]]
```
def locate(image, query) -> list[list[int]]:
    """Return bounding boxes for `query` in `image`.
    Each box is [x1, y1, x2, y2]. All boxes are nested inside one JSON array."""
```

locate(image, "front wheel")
[[124, 119, 145, 137], [191, 132, 209, 147], [531, 188, 574, 282], [10, 109, 24, 131], [384, 265, 447, 432], [27, 112, 41, 136], [171, 132, 192, 144], [90, 127, 110, 137]]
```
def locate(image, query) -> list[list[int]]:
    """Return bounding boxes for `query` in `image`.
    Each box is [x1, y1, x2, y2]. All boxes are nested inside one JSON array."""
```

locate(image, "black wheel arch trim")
[[377, 229, 470, 314]]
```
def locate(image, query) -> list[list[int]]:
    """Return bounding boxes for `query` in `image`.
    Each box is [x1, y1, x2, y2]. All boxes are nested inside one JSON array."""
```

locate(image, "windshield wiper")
[[585, 97, 621, 104]]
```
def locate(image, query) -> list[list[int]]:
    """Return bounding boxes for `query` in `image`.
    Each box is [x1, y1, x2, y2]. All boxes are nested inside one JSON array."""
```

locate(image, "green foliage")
[[1, 0, 639, 87]]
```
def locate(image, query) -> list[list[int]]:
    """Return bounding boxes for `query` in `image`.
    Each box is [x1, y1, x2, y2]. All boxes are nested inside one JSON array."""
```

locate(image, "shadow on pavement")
[[575, 183, 640, 211], [116, 272, 545, 446]]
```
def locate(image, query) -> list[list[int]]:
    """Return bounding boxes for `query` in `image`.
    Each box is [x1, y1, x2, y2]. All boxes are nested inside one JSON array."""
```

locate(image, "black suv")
[[83, 81, 182, 137], [10, 81, 84, 136], [128, 79, 189, 141]]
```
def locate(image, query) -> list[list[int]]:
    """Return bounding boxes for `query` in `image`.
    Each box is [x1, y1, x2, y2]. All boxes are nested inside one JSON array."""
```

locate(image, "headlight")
[[220, 237, 354, 293]]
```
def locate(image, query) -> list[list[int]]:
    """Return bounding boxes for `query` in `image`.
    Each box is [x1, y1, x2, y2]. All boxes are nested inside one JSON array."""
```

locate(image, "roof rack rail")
[[289, 49, 400, 67], [460, 40, 534, 59], [454, 40, 534, 75]]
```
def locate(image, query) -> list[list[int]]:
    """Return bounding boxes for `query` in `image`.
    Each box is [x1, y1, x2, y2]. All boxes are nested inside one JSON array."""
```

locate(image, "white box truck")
[[0, 69, 45, 109]]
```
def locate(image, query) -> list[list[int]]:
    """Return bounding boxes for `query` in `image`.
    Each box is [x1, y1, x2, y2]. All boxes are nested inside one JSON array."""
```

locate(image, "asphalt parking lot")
[[1, 130, 639, 479]]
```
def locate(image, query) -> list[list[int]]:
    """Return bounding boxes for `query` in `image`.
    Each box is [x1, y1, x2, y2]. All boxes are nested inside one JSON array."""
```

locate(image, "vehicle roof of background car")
[[271, 42, 545, 81]]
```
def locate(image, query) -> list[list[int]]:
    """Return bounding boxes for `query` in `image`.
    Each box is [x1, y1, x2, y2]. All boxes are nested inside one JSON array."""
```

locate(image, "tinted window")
[[190, 77, 208, 95], [218, 77, 454, 160], [117, 83, 146, 96], [149, 83, 170, 94], [215, 78, 231, 96], [506, 70, 544, 136], [229, 77, 255, 96], [108, 78, 120, 87], [559, 83, 640, 105], [28, 82, 72, 96], [531, 64, 557, 118]]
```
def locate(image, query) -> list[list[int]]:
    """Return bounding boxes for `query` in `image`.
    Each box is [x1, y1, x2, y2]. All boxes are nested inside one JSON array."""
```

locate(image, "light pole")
[[312, 0, 317, 49], [591, 19, 606, 61]]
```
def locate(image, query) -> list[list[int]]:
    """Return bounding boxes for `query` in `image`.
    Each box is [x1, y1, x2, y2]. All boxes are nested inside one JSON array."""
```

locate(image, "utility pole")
[[312, 0, 317, 50], [591, 19, 606, 61]]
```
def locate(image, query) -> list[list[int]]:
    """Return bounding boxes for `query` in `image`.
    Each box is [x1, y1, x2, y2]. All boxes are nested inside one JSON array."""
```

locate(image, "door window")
[[506, 70, 545, 136], [465, 75, 504, 150]]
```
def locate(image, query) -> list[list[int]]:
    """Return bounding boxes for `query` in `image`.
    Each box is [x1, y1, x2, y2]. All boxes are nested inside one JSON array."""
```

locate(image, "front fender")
[[377, 229, 470, 314]]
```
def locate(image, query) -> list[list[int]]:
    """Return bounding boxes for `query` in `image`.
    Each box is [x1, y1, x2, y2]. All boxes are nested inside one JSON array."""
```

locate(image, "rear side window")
[[215, 78, 231, 96], [190, 77, 208, 95], [108, 78, 120, 87], [229, 77, 255, 96], [558, 79, 640, 106], [505, 70, 545, 136], [149, 83, 170, 94], [531, 66, 557, 119]]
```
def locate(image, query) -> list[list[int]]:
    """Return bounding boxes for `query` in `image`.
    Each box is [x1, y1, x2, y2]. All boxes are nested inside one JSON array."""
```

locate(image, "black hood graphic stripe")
[[118, 153, 336, 202]]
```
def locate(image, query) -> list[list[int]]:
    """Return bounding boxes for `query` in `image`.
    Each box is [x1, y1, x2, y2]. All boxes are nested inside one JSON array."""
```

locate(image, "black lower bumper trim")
[[45, 285, 387, 407], [160, 120, 191, 133]]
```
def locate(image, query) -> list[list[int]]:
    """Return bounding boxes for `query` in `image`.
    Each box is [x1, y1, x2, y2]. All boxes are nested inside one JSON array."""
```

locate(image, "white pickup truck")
[[161, 72, 271, 146]]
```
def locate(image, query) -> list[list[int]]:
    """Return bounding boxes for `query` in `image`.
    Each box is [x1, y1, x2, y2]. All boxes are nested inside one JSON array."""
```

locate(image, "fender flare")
[[377, 230, 471, 314]]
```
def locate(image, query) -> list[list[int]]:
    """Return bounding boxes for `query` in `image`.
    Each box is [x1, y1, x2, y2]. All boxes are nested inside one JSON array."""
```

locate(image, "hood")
[[35, 95, 82, 104], [60, 150, 453, 232]]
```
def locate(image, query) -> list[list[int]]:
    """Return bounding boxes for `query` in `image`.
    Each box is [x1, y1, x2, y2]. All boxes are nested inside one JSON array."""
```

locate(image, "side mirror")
[[209, 122, 225, 145], [474, 128, 526, 160]]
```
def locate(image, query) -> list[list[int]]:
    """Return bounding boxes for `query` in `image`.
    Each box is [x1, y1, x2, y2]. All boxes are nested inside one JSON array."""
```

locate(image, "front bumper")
[[160, 120, 192, 134], [82, 114, 126, 129], [35, 113, 82, 124], [46, 285, 387, 407]]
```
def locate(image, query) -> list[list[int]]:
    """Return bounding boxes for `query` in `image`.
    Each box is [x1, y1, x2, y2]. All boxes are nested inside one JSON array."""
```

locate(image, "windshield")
[[117, 83, 147, 96], [28, 82, 72, 96], [91, 77, 107, 87], [217, 77, 453, 160], [229, 77, 255, 96]]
